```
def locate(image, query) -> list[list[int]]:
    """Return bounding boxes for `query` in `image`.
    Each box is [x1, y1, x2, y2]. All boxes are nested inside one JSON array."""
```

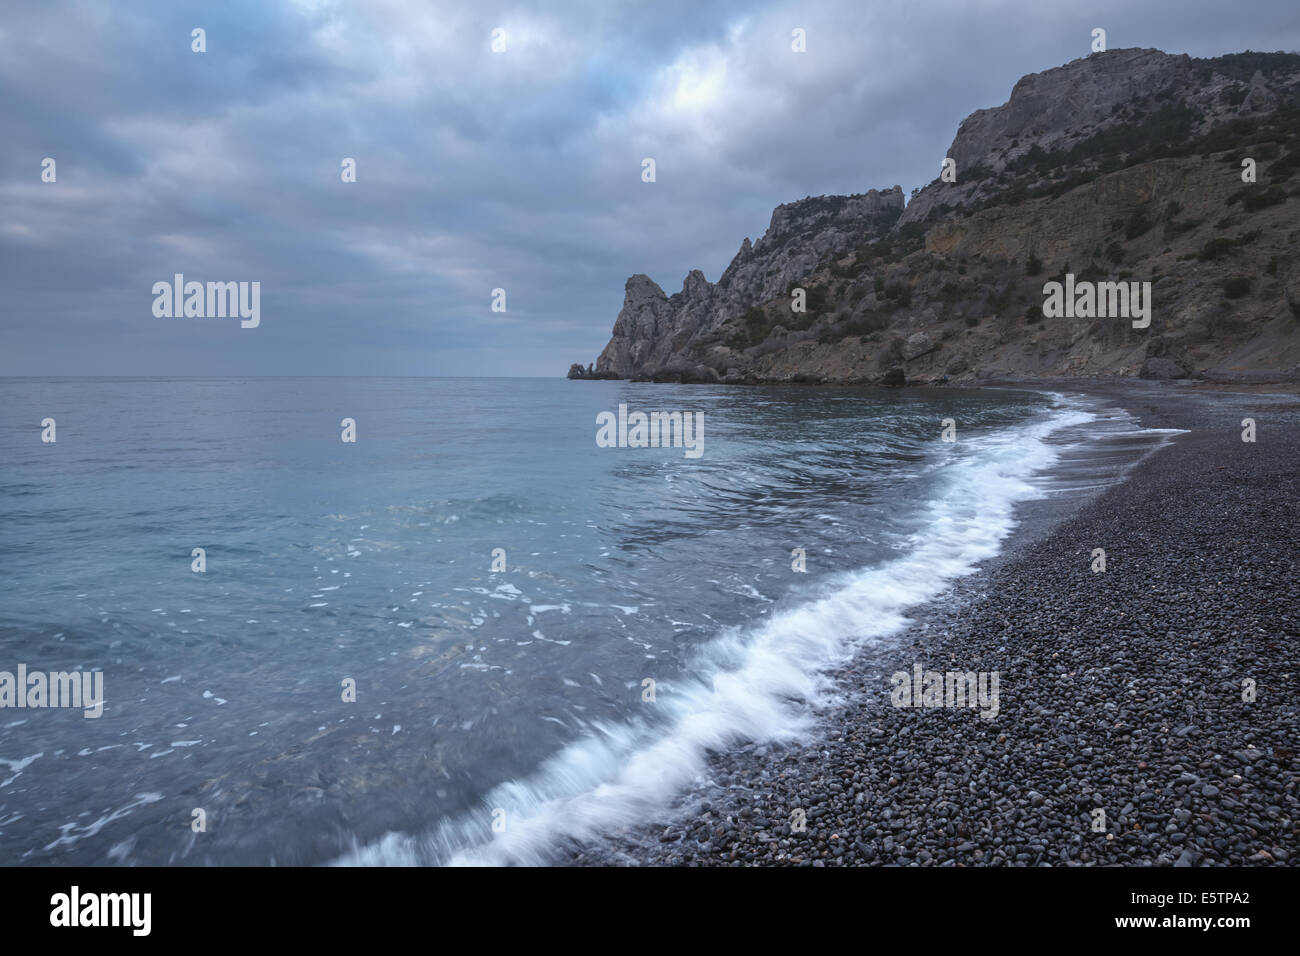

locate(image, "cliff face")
[[593, 188, 905, 382], [572, 49, 1300, 385]]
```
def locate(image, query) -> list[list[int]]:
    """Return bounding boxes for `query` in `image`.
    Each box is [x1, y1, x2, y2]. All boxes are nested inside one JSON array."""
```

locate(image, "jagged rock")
[[595, 274, 670, 377], [593, 188, 905, 380], [566, 362, 619, 380]]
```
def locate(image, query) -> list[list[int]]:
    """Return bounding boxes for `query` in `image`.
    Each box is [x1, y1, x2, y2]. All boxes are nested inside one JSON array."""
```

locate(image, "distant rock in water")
[[569, 49, 1300, 386], [566, 363, 618, 380]]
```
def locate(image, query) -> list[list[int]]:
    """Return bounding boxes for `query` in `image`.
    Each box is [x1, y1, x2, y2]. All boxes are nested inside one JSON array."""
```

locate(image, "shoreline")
[[568, 381, 1300, 866]]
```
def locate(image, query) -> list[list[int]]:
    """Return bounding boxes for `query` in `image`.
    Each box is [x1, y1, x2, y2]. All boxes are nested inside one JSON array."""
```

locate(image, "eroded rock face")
[[909, 49, 1193, 220], [594, 274, 670, 376], [570, 49, 1300, 386], [593, 188, 905, 380], [899, 48, 1300, 227]]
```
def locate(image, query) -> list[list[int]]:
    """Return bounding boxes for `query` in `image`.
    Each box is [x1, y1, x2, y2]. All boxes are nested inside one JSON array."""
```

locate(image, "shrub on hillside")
[[1223, 275, 1252, 298], [1124, 206, 1153, 239], [1227, 183, 1286, 211]]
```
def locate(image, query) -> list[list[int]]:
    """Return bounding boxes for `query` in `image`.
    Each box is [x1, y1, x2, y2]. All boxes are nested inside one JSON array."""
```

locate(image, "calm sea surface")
[[0, 377, 1101, 864]]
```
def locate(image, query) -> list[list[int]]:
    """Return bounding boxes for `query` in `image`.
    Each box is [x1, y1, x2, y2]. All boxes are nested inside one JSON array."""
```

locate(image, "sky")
[[2, 0, 1298, 376]]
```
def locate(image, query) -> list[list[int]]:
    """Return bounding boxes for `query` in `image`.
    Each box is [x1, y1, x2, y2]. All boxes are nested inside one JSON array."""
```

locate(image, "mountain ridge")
[[568, 48, 1300, 385]]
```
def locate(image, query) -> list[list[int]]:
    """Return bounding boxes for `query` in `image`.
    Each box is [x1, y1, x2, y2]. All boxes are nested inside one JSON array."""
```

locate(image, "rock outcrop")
[[571, 49, 1300, 385], [566, 362, 618, 380], [594, 188, 905, 380]]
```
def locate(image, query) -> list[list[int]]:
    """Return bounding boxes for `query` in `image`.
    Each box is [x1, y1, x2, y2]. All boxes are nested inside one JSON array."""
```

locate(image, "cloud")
[[1, 0, 1298, 374]]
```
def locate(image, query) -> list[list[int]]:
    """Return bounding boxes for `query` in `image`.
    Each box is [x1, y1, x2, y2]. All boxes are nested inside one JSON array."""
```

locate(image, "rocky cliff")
[[570, 49, 1300, 385]]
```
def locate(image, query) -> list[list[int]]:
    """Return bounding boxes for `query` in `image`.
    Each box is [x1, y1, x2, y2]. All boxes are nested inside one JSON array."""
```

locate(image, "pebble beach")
[[571, 382, 1300, 866]]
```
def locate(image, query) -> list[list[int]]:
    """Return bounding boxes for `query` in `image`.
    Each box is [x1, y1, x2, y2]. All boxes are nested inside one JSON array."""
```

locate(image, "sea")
[[0, 377, 1176, 865]]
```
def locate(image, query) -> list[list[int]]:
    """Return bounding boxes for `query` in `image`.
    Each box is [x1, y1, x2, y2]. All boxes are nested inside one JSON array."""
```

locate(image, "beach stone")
[[562, 385, 1300, 869]]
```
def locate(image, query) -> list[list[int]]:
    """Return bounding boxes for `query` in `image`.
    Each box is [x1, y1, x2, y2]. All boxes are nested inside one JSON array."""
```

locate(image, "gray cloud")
[[2, 0, 1297, 374]]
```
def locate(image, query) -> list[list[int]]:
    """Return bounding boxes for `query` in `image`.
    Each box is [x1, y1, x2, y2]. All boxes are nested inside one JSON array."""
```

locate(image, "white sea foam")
[[338, 401, 1101, 867]]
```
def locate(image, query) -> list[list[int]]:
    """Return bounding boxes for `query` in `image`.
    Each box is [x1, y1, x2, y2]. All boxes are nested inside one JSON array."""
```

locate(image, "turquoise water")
[[0, 377, 1070, 865]]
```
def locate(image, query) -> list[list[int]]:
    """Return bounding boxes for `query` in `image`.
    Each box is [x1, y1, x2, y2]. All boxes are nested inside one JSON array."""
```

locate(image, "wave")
[[336, 398, 1100, 866]]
